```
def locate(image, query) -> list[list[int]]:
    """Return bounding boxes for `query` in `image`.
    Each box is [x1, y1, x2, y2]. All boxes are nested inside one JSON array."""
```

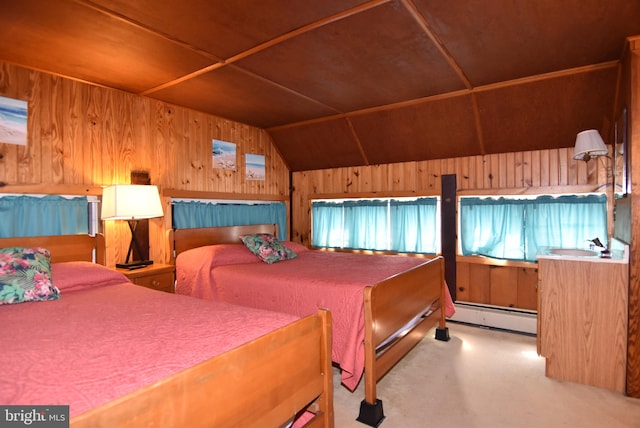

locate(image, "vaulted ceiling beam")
[[141, 0, 393, 96], [267, 61, 620, 133]]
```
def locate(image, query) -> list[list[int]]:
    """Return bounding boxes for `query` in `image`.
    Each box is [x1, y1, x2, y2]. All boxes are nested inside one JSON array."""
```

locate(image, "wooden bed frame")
[[1, 234, 334, 428], [171, 224, 450, 427]]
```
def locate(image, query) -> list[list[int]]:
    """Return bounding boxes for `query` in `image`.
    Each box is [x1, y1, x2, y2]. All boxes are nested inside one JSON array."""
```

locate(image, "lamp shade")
[[101, 185, 163, 220], [573, 129, 608, 161]]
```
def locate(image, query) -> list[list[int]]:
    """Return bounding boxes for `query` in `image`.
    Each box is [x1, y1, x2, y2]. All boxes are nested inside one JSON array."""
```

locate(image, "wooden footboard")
[[359, 256, 447, 426], [71, 309, 333, 428], [171, 224, 450, 427]]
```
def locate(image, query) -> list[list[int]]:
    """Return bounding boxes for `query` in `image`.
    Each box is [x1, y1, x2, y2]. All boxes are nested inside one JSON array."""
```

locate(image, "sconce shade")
[[573, 129, 608, 162], [101, 185, 163, 220]]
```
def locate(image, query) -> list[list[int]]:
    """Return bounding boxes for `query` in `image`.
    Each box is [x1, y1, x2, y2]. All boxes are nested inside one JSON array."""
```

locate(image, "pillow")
[[282, 240, 309, 254], [239, 233, 298, 264], [0, 247, 60, 305], [52, 261, 130, 292], [177, 244, 260, 268]]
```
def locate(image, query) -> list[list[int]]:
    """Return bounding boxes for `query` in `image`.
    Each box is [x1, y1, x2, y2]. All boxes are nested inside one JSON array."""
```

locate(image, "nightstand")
[[116, 263, 175, 293]]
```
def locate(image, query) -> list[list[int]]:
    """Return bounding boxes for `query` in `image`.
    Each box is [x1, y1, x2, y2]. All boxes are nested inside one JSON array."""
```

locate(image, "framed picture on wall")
[[212, 139, 236, 170], [617, 107, 631, 195], [0, 96, 27, 146], [245, 154, 265, 180]]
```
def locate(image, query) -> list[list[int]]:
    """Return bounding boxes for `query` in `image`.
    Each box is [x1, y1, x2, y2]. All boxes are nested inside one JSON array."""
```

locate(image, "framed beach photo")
[[0, 96, 28, 146], [212, 139, 236, 170], [245, 154, 265, 180]]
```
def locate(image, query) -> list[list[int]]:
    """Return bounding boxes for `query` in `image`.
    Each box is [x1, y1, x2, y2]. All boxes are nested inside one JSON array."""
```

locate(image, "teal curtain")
[[172, 201, 287, 241], [0, 195, 89, 238], [460, 198, 526, 260], [460, 194, 607, 262], [312, 201, 344, 247], [343, 200, 388, 250], [390, 198, 438, 253], [524, 195, 608, 260], [311, 197, 439, 253]]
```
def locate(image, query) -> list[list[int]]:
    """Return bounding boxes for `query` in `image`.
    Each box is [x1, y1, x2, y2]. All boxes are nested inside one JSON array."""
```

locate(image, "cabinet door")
[[490, 266, 518, 307], [538, 258, 627, 392], [517, 267, 538, 310]]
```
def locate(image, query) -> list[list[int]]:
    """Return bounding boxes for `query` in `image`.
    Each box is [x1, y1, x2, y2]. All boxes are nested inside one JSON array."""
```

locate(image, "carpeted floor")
[[332, 322, 640, 428]]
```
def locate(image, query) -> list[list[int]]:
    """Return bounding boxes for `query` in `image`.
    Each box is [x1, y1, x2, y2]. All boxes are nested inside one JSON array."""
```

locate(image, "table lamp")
[[101, 184, 164, 269]]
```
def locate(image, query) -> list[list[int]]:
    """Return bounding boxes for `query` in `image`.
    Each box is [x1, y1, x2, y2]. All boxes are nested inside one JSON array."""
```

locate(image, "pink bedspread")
[[176, 244, 455, 390], [0, 262, 299, 418]]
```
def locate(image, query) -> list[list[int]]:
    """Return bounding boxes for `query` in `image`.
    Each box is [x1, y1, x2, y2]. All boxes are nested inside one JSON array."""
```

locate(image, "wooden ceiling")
[[1, 0, 639, 171]]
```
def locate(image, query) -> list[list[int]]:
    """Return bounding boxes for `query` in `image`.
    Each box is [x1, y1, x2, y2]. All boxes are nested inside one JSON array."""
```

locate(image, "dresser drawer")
[[116, 264, 176, 294], [132, 271, 174, 293]]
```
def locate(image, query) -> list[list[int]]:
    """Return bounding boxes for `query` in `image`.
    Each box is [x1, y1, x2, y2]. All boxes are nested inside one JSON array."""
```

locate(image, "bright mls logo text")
[[1, 406, 69, 427]]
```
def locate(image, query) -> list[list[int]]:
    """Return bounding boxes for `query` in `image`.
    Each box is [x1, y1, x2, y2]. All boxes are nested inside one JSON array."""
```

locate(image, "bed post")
[[435, 257, 450, 342], [357, 288, 385, 427]]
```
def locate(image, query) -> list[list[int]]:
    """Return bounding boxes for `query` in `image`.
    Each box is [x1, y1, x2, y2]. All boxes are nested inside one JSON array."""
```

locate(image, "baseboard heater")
[[449, 302, 537, 335]]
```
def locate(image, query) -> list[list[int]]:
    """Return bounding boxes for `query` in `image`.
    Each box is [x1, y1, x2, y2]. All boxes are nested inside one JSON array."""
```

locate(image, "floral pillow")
[[239, 233, 297, 264], [0, 247, 60, 305]]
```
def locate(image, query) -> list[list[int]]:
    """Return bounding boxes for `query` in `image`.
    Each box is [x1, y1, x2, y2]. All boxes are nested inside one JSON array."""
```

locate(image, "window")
[[0, 195, 93, 238], [311, 197, 440, 254], [459, 194, 608, 262]]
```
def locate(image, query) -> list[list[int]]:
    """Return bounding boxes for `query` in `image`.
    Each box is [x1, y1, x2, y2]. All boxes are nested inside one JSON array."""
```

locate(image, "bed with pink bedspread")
[[172, 224, 454, 427], [0, 235, 333, 428]]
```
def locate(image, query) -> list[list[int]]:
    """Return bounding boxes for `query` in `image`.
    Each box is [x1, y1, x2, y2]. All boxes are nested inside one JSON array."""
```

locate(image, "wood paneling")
[[626, 38, 640, 398], [454, 261, 537, 311], [468, 264, 490, 304], [0, 62, 289, 266], [292, 147, 610, 246]]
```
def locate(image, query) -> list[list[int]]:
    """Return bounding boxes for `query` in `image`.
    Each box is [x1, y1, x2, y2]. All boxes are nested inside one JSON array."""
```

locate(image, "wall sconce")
[[573, 129, 608, 162], [101, 184, 164, 269]]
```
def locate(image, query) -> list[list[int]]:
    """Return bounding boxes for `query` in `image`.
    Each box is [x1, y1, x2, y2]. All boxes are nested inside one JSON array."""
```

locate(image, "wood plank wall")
[[291, 150, 610, 245], [0, 62, 290, 265], [626, 37, 640, 398]]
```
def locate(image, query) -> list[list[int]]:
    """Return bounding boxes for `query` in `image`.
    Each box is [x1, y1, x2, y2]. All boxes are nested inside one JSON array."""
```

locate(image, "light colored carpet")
[[333, 322, 640, 428]]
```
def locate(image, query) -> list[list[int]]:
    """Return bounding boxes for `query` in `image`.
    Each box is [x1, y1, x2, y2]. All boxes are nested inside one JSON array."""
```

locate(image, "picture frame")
[[212, 139, 237, 170], [245, 154, 265, 180], [616, 107, 631, 195], [0, 96, 28, 146]]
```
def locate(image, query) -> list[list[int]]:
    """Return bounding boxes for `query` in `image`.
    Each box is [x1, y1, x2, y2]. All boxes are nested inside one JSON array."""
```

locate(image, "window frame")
[[310, 195, 441, 254], [457, 192, 608, 262]]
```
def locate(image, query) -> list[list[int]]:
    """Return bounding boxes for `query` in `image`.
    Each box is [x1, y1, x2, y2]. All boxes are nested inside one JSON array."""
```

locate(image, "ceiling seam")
[[267, 90, 471, 132], [266, 61, 620, 132], [140, 63, 226, 96], [222, 0, 392, 65], [470, 94, 486, 155], [401, 0, 473, 90], [226, 65, 344, 114], [474, 61, 619, 93], [138, 0, 393, 96], [346, 118, 371, 166], [76, 0, 222, 62]]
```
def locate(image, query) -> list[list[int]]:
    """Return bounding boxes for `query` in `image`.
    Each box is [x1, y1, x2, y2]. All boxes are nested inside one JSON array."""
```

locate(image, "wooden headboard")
[[0, 234, 105, 264], [171, 224, 278, 258]]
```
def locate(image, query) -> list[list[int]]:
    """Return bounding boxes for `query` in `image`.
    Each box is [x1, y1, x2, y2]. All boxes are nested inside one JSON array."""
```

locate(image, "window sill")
[[456, 255, 537, 268]]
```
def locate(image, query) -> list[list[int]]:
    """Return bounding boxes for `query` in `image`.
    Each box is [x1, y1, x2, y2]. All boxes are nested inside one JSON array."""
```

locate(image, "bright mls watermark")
[[0, 406, 69, 427]]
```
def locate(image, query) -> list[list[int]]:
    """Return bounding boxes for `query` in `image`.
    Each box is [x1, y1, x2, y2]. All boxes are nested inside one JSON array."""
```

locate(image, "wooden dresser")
[[537, 254, 628, 393]]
